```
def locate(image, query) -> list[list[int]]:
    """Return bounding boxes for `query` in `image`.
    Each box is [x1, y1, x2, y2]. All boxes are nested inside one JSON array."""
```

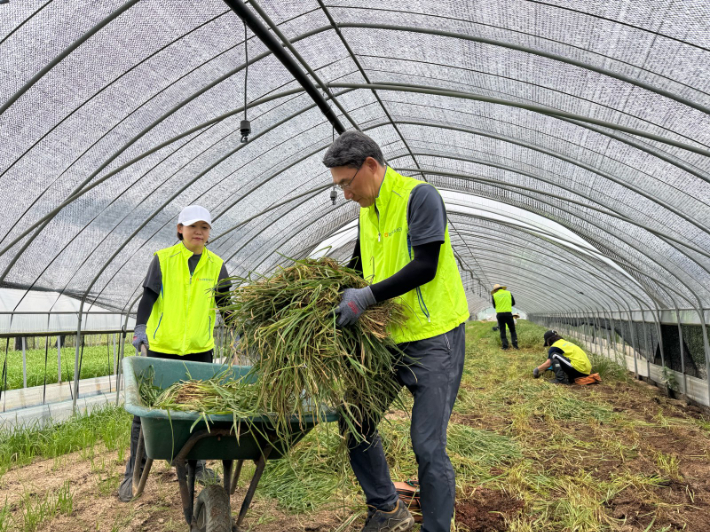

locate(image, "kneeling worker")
[[533, 330, 596, 384]]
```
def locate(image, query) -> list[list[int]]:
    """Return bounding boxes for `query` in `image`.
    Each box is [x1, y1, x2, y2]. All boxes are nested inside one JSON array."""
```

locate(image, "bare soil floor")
[[2, 322, 710, 531]]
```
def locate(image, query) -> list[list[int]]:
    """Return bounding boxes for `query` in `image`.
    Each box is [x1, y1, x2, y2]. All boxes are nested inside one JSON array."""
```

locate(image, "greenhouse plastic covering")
[[0, 288, 134, 335], [1, 0, 710, 328]]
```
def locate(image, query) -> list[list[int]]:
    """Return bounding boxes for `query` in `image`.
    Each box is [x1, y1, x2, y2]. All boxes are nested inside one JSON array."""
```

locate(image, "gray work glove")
[[334, 287, 376, 327], [132, 324, 149, 353], [532, 367, 540, 379]]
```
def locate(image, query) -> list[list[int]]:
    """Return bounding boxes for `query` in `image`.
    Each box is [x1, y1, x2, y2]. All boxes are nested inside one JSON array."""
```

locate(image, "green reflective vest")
[[359, 167, 470, 343], [550, 339, 592, 375], [146, 243, 224, 355], [493, 289, 513, 313]]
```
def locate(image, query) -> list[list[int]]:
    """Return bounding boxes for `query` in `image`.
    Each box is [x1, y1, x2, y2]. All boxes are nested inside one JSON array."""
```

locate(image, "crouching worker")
[[532, 330, 600, 384]]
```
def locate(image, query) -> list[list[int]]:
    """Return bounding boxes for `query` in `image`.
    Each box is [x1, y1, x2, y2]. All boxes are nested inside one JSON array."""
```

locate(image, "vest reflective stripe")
[[146, 243, 223, 355], [551, 339, 592, 375], [493, 290, 513, 313], [359, 167, 470, 343]]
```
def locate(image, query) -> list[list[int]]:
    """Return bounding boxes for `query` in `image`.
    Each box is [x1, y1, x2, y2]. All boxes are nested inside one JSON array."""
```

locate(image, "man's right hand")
[[132, 324, 149, 353], [532, 367, 540, 379]]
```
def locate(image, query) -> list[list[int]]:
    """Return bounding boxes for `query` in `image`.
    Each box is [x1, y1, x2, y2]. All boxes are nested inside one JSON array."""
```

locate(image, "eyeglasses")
[[336, 164, 362, 191]]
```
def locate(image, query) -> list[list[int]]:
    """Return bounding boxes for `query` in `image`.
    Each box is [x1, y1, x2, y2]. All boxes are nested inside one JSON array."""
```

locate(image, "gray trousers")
[[347, 322, 466, 532], [123, 349, 213, 479]]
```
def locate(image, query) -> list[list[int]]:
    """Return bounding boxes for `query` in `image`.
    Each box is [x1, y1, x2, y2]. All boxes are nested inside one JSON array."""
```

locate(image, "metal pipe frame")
[[400, 169, 706, 306], [401, 169, 710, 311], [383, 118, 710, 244], [276, 177, 688, 318], [361, 87, 710, 186], [207, 128, 708, 306], [0, 0, 140, 116], [209, 119, 702, 316], [0, 24, 344, 256], [326, 6, 710, 94], [438, 175, 710, 305], [452, 225, 674, 352], [4, 24, 709, 268], [392, 148, 710, 264], [443, 194, 701, 309], [452, 237, 652, 316], [3, 6, 710, 396], [330, 23, 710, 119], [354, 59, 703, 150], [222, 0, 345, 134], [4, 88, 708, 316], [454, 251, 629, 318], [448, 228, 672, 314], [2, 17, 708, 266], [215, 5, 483, 284], [21, 90, 358, 316], [329, 82, 710, 157], [0, 8, 235, 185]]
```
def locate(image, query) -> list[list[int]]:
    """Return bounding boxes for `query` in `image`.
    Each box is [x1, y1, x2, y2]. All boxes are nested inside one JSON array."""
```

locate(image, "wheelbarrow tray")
[[123, 356, 338, 462]]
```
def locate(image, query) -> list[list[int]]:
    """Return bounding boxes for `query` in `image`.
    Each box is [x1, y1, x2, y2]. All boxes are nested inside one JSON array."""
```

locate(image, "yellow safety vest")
[[493, 289, 513, 313], [550, 339, 592, 375], [146, 242, 224, 355], [359, 167, 469, 343]]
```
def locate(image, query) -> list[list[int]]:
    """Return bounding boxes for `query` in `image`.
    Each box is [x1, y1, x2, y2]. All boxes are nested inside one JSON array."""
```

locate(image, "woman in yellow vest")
[[118, 205, 231, 502], [533, 330, 593, 384], [325, 130, 469, 532]]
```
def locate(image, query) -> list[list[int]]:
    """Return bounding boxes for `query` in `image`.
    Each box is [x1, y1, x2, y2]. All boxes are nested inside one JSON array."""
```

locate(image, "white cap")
[[178, 205, 212, 227]]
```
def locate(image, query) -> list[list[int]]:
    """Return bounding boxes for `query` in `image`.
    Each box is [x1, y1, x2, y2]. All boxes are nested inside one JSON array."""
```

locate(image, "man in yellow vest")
[[324, 130, 470, 532], [491, 284, 518, 350], [118, 205, 231, 502], [533, 330, 594, 384]]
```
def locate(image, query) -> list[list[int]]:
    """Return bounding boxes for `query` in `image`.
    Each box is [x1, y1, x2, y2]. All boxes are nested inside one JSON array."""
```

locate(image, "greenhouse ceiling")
[[2, 0, 710, 319]]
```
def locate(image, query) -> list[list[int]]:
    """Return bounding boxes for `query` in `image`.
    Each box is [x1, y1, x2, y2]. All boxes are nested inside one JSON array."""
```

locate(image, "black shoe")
[[501, 346, 509, 350], [361, 500, 414, 532], [513, 346, 520, 350], [118, 475, 134, 502]]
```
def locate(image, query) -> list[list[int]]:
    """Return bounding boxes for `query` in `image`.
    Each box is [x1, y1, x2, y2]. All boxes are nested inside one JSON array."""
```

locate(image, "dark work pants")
[[496, 313, 518, 348], [347, 323, 466, 532], [123, 349, 213, 479], [549, 353, 588, 383]]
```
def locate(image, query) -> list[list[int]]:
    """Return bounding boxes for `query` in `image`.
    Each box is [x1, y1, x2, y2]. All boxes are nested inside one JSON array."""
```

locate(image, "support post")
[[675, 309, 687, 395], [627, 309, 639, 379], [22, 337, 27, 389], [72, 313, 83, 413]]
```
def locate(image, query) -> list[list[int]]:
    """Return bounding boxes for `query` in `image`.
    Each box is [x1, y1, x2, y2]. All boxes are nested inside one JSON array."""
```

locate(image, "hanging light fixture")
[[330, 187, 337, 205]]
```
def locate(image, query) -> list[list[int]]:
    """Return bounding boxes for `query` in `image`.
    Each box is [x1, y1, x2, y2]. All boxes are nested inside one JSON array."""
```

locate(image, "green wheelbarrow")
[[122, 356, 338, 532]]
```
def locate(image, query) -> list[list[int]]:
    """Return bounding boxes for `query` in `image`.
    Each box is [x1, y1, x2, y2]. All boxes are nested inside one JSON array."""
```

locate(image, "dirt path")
[[449, 323, 710, 531], [0, 447, 354, 532]]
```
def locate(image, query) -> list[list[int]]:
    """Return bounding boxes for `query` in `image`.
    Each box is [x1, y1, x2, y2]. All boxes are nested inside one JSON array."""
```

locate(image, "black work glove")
[[334, 287, 376, 327]]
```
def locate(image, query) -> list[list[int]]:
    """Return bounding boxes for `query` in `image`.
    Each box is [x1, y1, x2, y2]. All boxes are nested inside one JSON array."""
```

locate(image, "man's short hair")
[[322, 130, 385, 168]]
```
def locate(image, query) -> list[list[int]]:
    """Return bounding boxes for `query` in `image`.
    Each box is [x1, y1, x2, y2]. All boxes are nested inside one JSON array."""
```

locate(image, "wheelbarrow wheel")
[[194, 485, 231, 532]]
